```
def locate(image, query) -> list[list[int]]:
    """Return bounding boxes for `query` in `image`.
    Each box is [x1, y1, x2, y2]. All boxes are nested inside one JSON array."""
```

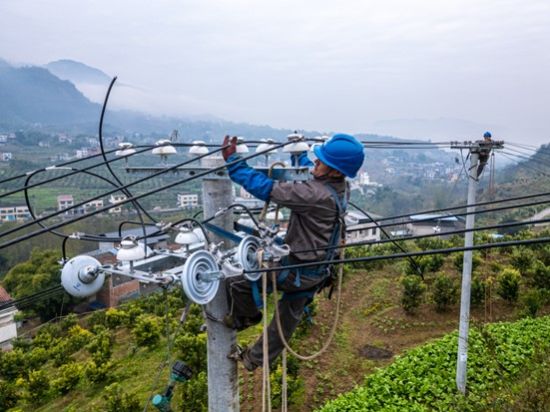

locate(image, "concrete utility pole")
[[452, 138, 503, 394], [201, 155, 239, 412]]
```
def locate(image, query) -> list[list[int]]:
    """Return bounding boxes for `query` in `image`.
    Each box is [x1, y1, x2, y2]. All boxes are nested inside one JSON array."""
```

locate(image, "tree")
[[1, 249, 76, 320]]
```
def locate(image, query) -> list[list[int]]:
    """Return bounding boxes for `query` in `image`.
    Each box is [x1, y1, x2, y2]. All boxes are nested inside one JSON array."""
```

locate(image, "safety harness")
[[250, 183, 347, 307]]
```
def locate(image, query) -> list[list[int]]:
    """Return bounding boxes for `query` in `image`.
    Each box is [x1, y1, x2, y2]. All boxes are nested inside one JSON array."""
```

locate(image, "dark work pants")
[[226, 271, 324, 368]]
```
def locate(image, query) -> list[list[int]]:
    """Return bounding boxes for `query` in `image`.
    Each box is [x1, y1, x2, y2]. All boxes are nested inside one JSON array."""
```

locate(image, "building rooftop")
[[0, 286, 12, 303]]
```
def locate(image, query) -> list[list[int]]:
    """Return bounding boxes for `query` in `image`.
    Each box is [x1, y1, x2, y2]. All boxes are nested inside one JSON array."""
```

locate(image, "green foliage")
[[105, 307, 129, 329], [530, 260, 550, 290], [510, 247, 536, 274], [66, 324, 93, 353], [406, 255, 445, 277], [25, 347, 49, 370], [0, 379, 19, 410], [174, 332, 207, 372], [1, 249, 71, 320], [470, 276, 486, 306], [452, 251, 482, 273], [86, 326, 113, 365], [51, 362, 82, 395], [25, 369, 50, 404], [317, 316, 550, 412], [132, 314, 162, 347], [0, 348, 26, 381], [401, 276, 426, 314], [102, 383, 141, 412], [431, 274, 457, 312], [84, 360, 115, 384], [521, 289, 543, 317], [179, 371, 208, 412], [270, 357, 304, 409], [497, 268, 521, 303]]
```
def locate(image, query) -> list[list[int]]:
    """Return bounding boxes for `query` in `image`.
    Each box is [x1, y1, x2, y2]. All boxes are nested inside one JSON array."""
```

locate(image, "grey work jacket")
[[271, 176, 347, 262]]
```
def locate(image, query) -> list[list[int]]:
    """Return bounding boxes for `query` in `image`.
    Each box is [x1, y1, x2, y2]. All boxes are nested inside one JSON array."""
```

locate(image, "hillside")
[[45, 60, 111, 85], [0, 64, 100, 127], [2, 231, 549, 411]]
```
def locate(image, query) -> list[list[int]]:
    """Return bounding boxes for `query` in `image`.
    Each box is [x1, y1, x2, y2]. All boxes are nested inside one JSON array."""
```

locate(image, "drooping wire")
[[348, 201, 424, 278], [0, 141, 292, 249], [97, 76, 152, 254], [243, 235, 550, 275], [0, 145, 154, 201], [291, 215, 550, 255], [0, 147, 121, 186]]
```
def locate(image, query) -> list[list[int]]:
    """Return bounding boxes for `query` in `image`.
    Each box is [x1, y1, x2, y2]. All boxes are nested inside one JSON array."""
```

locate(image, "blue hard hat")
[[313, 133, 365, 178], [483, 131, 492, 138]]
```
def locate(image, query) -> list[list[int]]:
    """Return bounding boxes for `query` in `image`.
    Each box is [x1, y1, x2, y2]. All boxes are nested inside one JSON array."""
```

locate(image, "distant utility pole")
[[201, 155, 239, 412], [451, 138, 503, 394]]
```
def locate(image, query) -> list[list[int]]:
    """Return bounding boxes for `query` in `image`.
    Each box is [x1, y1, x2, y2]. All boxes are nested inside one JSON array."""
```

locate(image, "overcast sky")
[[1, 0, 549, 144]]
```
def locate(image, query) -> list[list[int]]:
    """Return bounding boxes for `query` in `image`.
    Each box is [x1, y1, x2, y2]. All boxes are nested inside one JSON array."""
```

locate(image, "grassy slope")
[[20, 249, 550, 412]]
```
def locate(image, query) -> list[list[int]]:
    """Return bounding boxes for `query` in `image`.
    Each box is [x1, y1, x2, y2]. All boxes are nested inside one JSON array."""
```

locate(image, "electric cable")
[[499, 153, 550, 176], [360, 190, 550, 225], [243, 235, 550, 275], [348, 201, 424, 277], [0, 147, 121, 187], [97, 77, 154, 254], [0, 146, 223, 244], [0, 285, 65, 311], [0, 145, 154, 201], [0, 140, 292, 248], [291, 215, 550, 255]]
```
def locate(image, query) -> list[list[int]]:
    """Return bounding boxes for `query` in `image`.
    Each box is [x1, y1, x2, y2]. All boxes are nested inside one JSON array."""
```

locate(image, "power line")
[[292, 216, 550, 255], [0, 147, 121, 186], [243, 235, 550, 275], [0, 141, 292, 249], [0, 145, 154, 201]]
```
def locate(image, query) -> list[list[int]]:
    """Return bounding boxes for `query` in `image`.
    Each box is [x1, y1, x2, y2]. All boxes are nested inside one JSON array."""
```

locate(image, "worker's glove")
[[222, 135, 238, 161]]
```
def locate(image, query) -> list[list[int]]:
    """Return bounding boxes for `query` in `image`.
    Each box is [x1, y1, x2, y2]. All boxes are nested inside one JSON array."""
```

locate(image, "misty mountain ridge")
[[0, 57, 438, 145], [45, 59, 111, 85]]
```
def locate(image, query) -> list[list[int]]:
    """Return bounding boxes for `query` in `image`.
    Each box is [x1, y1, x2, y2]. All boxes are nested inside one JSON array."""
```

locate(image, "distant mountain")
[[45, 59, 111, 85], [0, 61, 100, 126]]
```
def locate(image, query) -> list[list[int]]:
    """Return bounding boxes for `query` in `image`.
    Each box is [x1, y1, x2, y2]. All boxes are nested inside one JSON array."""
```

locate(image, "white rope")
[[271, 252, 345, 361]]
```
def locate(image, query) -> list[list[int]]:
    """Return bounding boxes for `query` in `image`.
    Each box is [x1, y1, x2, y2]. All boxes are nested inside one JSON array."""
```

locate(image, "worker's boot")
[[227, 344, 258, 371]]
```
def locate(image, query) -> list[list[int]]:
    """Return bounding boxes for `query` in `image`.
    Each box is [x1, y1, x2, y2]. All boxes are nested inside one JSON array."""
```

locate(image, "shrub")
[[84, 360, 114, 384], [174, 332, 207, 372], [453, 252, 481, 273], [132, 314, 162, 347], [0, 379, 18, 411], [102, 383, 140, 412], [521, 290, 543, 317], [471, 277, 486, 306], [179, 372, 208, 412], [60, 313, 78, 331], [87, 310, 107, 328], [510, 247, 536, 273], [432, 274, 457, 312], [105, 308, 128, 329], [25, 369, 50, 404], [51, 362, 82, 395], [86, 326, 113, 365], [66, 325, 93, 353], [497, 268, 521, 303], [0, 349, 27, 381], [531, 260, 550, 290], [401, 276, 426, 314], [405, 256, 444, 277], [25, 347, 49, 370]]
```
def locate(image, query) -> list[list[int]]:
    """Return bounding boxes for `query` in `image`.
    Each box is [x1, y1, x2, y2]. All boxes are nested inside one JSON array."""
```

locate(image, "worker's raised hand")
[[222, 135, 238, 161]]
